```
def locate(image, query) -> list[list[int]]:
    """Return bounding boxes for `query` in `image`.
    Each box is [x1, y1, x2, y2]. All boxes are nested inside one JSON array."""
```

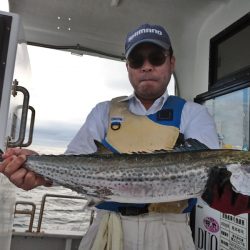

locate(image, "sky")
[[1, 2, 175, 154], [0, 0, 8, 11]]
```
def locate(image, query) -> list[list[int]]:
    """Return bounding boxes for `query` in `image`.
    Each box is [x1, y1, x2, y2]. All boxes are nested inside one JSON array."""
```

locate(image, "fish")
[[7, 148, 250, 204]]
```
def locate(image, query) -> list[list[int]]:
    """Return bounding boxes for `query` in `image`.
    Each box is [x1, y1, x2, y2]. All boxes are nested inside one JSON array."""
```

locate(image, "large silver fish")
[[18, 148, 250, 203]]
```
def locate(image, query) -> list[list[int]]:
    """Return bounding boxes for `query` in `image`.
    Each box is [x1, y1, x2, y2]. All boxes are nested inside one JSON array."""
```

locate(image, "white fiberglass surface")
[[0, 175, 16, 250]]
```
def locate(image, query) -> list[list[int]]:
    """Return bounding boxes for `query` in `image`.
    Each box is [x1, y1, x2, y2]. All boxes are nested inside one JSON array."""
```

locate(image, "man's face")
[[126, 43, 175, 102]]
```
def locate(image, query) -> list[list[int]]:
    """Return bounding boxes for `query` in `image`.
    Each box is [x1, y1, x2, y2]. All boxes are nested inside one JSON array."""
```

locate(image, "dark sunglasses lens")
[[148, 52, 166, 66], [128, 54, 144, 69], [128, 51, 167, 69]]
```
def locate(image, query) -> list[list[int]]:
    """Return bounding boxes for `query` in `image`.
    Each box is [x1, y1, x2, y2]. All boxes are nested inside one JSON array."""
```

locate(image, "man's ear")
[[170, 55, 176, 74], [126, 61, 129, 71]]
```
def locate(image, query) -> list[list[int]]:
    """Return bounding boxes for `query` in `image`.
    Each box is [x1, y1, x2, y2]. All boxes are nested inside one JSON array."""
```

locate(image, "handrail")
[[21, 105, 35, 147], [8, 79, 30, 147], [14, 201, 36, 232], [37, 194, 90, 233]]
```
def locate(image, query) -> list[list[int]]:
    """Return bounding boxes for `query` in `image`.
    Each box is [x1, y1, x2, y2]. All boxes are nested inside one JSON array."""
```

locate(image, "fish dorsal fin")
[[173, 138, 209, 152], [94, 138, 209, 155], [93, 141, 170, 155]]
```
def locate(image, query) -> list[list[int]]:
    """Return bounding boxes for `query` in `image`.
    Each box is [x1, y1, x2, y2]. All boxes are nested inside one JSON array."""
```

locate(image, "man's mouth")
[[140, 77, 158, 82]]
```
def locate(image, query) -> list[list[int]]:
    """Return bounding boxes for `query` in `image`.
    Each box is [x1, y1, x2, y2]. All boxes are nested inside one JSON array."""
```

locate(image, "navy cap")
[[125, 23, 172, 58]]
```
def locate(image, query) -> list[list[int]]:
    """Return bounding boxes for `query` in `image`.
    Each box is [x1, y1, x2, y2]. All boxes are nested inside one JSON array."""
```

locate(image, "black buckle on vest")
[[111, 122, 121, 130], [118, 205, 149, 216], [156, 109, 173, 121]]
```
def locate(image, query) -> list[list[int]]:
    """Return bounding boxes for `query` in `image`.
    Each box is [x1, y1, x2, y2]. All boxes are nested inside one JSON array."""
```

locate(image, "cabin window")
[[209, 12, 250, 91]]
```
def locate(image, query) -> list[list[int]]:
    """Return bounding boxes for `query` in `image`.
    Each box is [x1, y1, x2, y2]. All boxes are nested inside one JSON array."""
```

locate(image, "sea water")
[[14, 185, 92, 234]]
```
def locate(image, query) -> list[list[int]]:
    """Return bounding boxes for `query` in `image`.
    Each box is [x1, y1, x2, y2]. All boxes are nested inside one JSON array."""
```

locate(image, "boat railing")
[[37, 193, 94, 233], [14, 194, 95, 233], [14, 201, 36, 232]]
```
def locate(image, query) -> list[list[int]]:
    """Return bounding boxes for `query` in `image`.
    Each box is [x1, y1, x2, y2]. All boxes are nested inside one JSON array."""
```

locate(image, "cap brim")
[[125, 39, 170, 58]]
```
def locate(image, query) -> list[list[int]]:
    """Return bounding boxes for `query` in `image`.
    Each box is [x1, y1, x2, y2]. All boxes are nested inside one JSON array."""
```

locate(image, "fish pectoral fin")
[[94, 140, 113, 154]]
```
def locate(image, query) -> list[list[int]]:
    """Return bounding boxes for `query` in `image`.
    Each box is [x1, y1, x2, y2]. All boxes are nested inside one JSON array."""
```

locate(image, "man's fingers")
[[9, 168, 28, 187], [0, 147, 38, 175], [0, 147, 44, 191], [3, 148, 23, 158], [0, 155, 13, 172], [15, 172, 47, 191], [3, 155, 27, 177], [0, 155, 17, 173], [21, 171, 39, 190], [3, 148, 37, 159]]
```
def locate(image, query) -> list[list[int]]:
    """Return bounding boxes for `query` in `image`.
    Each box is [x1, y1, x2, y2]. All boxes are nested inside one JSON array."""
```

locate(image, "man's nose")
[[141, 59, 153, 71]]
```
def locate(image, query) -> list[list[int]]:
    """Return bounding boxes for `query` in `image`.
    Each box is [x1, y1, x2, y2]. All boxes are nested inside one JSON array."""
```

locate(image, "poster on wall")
[[195, 199, 249, 250]]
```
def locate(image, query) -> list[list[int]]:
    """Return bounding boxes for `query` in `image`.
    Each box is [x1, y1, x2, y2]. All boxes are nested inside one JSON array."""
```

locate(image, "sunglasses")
[[127, 50, 170, 69]]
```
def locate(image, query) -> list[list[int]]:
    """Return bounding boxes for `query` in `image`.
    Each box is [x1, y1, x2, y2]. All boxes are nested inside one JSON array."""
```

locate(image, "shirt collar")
[[118, 88, 169, 108]]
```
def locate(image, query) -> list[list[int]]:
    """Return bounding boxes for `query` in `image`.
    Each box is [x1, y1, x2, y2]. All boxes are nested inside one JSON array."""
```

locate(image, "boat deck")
[[11, 231, 82, 250]]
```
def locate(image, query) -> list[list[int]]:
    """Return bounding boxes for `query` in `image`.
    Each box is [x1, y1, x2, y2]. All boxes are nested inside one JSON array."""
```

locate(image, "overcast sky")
[[0, 0, 8, 11]]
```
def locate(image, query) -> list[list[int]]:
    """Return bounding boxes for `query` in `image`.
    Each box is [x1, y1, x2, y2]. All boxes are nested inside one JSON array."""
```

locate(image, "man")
[[1, 24, 219, 249]]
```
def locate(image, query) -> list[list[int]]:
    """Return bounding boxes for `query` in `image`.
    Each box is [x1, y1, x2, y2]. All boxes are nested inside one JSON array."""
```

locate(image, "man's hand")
[[0, 148, 52, 190]]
